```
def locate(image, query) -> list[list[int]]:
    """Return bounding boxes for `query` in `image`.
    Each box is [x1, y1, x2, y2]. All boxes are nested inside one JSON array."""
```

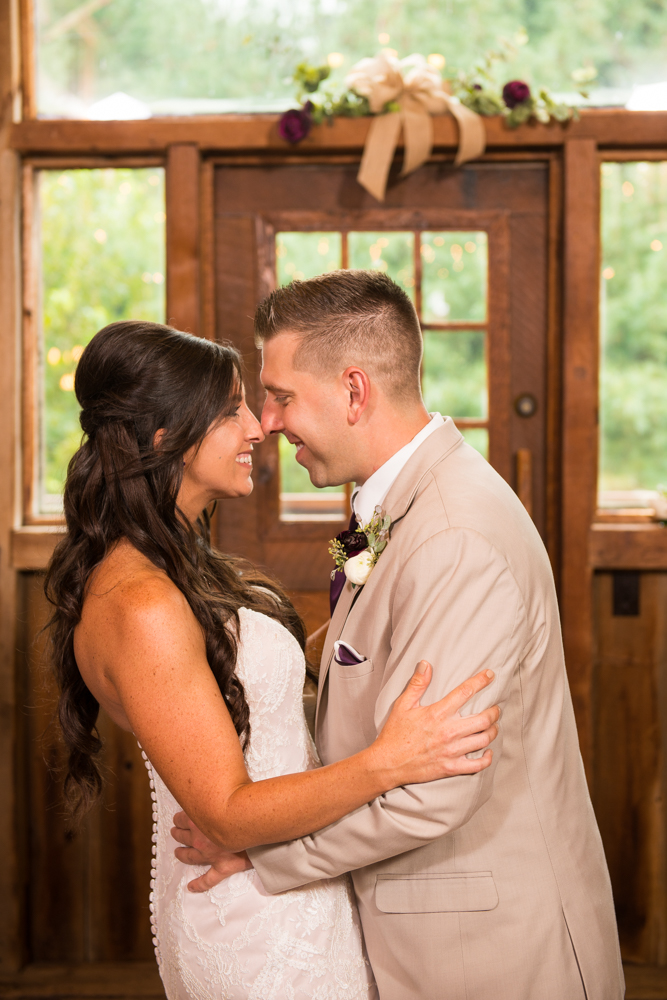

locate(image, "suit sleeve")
[[248, 527, 528, 893]]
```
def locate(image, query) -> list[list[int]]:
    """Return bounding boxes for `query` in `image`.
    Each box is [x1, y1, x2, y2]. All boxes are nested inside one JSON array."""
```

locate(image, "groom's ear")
[[343, 367, 371, 425]]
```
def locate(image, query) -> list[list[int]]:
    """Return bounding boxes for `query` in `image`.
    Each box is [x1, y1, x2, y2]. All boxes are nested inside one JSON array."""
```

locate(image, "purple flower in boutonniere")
[[278, 102, 313, 144], [329, 506, 392, 589]]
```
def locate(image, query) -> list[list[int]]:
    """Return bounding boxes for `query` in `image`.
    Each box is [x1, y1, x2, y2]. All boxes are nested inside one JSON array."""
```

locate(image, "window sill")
[[590, 521, 667, 570], [11, 526, 65, 570]]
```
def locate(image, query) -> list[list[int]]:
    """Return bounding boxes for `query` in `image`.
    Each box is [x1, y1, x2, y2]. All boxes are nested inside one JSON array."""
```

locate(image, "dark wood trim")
[[166, 144, 200, 334], [545, 155, 563, 586], [20, 162, 38, 522], [590, 524, 667, 570], [199, 158, 216, 341], [486, 214, 512, 483], [560, 137, 600, 777], [18, 0, 35, 121], [9, 110, 667, 157], [23, 155, 164, 169]]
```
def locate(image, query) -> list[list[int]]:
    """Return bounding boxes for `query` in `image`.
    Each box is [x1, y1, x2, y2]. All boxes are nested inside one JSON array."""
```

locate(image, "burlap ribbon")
[[346, 51, 486, 202]]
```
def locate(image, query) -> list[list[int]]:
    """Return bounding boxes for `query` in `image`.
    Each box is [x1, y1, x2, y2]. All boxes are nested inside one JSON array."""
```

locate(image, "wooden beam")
[[561, 137, 600, 779], [0, 0, 24, 972], [166, 144, 200, 334], [0, 960, 165, 997], [8, 109, 667, 157], [590, 524, 667, 570]]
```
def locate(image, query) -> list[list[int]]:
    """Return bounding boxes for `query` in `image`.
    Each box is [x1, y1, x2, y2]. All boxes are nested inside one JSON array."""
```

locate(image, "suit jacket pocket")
[[375, 872, 498, 913], [334, 657, 374, 679]]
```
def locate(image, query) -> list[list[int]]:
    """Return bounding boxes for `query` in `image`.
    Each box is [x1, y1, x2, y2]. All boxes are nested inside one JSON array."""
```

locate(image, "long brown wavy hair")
[[45, 320, 306, 818]]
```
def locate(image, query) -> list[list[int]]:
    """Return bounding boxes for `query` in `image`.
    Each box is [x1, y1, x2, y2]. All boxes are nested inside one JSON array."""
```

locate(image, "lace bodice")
[[143, 607, 376, 1000]]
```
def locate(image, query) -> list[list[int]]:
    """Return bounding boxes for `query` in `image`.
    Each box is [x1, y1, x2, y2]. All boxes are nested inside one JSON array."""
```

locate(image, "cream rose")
[[343, 550, 375, 586]]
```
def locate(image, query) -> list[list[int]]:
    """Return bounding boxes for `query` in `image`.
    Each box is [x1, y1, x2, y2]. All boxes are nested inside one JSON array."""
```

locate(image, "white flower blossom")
[[344, 550, 376, 586]]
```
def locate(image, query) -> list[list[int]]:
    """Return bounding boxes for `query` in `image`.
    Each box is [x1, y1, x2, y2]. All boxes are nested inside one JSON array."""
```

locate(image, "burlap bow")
[[346, 51, 486, 202]]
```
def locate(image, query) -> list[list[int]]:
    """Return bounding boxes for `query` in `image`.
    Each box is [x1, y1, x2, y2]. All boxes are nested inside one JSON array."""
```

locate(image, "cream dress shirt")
[[352, 413, 445, 526]]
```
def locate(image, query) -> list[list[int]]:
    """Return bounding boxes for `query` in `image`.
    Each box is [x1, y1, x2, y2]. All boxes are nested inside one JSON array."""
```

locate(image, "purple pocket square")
[[333, 641, 366, 666]]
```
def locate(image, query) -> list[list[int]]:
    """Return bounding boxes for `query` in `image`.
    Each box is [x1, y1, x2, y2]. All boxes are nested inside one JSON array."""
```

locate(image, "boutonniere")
[[329, 506, 392, 588]]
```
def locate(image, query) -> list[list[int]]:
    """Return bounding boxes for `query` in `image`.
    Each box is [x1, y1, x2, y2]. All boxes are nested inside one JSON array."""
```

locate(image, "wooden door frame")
[[4, 0, 667, 973]]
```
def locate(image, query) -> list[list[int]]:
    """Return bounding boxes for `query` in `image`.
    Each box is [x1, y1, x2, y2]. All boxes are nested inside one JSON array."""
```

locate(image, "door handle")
[[516, 448, 533, 518]]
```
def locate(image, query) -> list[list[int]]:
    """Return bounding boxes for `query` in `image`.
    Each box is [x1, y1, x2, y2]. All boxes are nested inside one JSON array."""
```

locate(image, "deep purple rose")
[[337, 529, 368, 557], [502, 80, 531, 108], [278, 106, 312, 144]]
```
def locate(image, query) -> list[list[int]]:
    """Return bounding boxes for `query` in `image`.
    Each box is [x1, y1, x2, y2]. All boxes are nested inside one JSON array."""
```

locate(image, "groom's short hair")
[[254, 270, 423, 402]]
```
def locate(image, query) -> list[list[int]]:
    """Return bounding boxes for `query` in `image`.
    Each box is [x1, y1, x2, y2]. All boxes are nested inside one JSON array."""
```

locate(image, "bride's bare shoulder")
[[82, 539, 191, 632]]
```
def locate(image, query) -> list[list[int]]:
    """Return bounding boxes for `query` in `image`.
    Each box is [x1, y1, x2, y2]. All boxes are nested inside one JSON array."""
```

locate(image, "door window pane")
[[276, 232, 341, 285], [348, 232, 415, 301], [421, 232, 487, 323], [274, 232, 346, 521], [40, 167, 165, 512], [422, 331, 487, 419], [599, 162, 667, 509]]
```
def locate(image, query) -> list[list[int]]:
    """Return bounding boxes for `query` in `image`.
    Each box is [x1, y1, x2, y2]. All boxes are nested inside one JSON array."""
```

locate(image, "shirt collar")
[[352, 413, 445, 526]]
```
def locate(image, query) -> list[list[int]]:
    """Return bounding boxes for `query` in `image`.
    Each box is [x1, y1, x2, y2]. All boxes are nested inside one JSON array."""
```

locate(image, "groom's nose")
[[260, 398, 284, 435]]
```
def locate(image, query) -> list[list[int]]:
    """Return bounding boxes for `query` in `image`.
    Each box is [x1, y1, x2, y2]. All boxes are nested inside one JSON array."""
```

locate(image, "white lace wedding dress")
[[141, 607, 377, 1000]]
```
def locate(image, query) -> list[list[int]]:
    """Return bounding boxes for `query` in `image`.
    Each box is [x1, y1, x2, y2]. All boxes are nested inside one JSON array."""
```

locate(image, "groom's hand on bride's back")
[[171, 812, 253, 893]]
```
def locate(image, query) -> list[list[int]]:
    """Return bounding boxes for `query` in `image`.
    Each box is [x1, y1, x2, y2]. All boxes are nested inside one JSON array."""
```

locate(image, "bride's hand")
[[171, 812, 253, 892], [371, 663, 500, 787]]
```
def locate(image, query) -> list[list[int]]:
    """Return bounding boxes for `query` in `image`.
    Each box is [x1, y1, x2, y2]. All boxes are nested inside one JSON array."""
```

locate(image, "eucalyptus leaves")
[[329, 507, 392, 588]]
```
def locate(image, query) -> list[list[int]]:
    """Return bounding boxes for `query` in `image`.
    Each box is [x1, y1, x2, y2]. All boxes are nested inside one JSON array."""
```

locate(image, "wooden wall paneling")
[[92, 719, 154, 961], [166, 144, 200, 335], [0, 0, 23, 970], [19, 573, 155, 963], [19, 573, 86, 962], [561, 138, 600, 775], [593, 572, 667, 964]]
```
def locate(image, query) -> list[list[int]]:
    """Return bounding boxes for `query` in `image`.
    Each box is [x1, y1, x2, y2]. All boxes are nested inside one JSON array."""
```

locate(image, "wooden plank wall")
[[593, 571, 667, 966], [17, 574, 155, 963]]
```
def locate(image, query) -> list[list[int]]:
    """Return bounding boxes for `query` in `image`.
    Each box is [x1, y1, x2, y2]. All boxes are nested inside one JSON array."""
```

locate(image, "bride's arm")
[[105, 576, 498, 854]]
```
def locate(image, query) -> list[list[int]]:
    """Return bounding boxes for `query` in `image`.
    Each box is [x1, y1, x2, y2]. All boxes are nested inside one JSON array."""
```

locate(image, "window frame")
[[254, 208, 510, 542]]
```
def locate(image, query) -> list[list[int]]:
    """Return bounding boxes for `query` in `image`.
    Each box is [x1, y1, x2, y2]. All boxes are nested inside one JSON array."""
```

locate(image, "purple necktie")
[[329, 511, 366, 616]]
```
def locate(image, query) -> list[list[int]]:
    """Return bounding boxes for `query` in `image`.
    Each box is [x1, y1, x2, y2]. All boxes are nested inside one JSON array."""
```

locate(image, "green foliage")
[[293, 61, 330, 98], [41, 167, 165, 504], [599, 162, 667, 492], [37, 0, 667, 114]]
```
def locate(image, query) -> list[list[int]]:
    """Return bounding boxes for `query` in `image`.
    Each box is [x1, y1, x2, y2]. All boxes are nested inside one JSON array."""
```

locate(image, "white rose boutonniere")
[[329, 506, 392, 590], [344, 550, 376, 585]]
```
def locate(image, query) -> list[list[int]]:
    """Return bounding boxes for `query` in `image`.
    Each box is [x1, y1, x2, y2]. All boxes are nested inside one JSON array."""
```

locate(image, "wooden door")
[[213, 159, 558, 626]]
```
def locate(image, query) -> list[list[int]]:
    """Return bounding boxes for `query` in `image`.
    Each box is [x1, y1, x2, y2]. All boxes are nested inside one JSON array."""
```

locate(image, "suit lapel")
[[315, 417, 465, 723]]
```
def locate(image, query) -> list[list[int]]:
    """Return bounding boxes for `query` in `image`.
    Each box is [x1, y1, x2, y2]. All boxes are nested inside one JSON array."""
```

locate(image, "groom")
[[175, 270, 623, 999]]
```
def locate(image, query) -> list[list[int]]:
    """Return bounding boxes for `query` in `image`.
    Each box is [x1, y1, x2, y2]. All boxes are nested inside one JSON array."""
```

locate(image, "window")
[[275, 228, 488, 520], [33, 166, 165, 515], [599, 161, 667, 515], [34, 0, 667, 118]]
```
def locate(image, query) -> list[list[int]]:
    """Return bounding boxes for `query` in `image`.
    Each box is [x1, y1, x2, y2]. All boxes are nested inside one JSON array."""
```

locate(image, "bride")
[[45, 321, 499, 1000]]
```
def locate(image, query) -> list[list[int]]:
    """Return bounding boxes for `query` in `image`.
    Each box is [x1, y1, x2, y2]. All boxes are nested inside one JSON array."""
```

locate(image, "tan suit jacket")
[[250, 419, 623, 1000]]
